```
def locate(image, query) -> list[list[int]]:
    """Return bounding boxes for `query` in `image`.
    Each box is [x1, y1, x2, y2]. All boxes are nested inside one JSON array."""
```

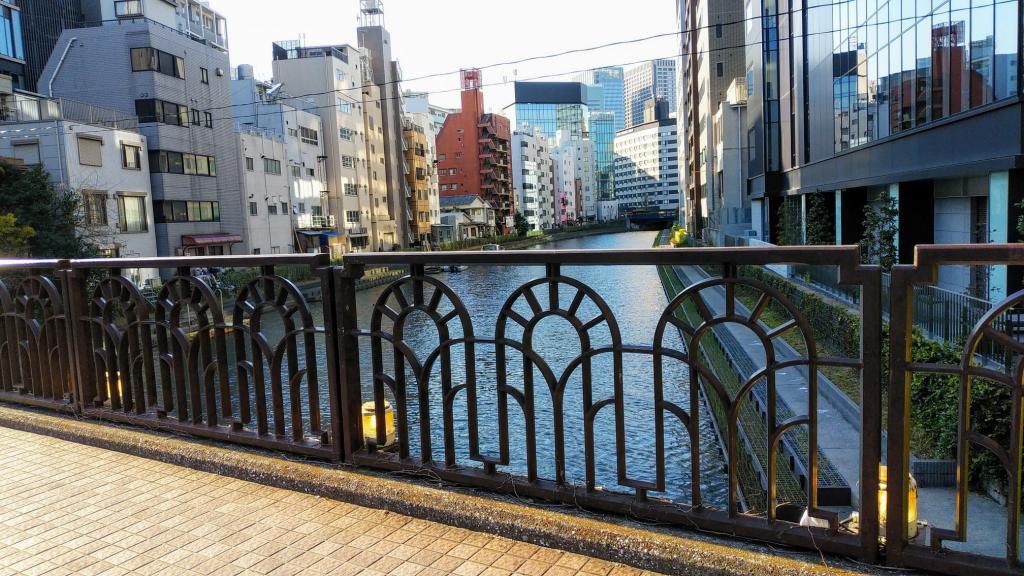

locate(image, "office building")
[[613, 117, 680, 214], [574, 66, 625, 131], [357, 0, 409, 247], [232, 65, 329, 255], [504, 81, 589, 141], [16, 0, 84, 93], [677, 0, 746, 239], [0, 1, 24, 90], [436, 69, 514, 233], [1, 90, 158, 281], [728, 0, 1022, 299], [273, 41, 397, 254], [41, 0, 242, 257], [512, 128, 555, 231], [624, 59, 677, 128]]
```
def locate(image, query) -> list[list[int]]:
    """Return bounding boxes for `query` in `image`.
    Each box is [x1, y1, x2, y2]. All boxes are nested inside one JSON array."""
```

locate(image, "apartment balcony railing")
[[1, 244, 1023, 576], [294, 214, 335, 230], [0, 96, 139, 131]]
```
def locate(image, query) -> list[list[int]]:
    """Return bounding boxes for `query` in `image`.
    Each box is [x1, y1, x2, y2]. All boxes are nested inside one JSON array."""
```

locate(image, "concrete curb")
[[0, 404, 885, 575]]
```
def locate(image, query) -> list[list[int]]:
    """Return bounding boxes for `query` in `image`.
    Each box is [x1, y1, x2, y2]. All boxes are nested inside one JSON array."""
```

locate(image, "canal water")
[[350, 231, 728, 506]]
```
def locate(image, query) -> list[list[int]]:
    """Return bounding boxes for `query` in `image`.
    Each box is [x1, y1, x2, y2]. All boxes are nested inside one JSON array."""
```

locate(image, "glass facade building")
[[590, 111, 616, 201], [506, 82, 590, 141], [829, 0, 1020, 153], [0, 2, 24, 88]]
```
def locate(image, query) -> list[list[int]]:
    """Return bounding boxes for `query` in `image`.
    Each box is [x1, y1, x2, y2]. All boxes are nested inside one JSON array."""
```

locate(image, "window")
[[715, 23, 723, 38], [121, 143, 141, 170], [77, 137, 103, 167], [335, 68, 346, 81], [245, 156, 254, 171], [135, 99, 189, 126], [346, 210, 360, 224], [204, 112, 213, 128], [85, 193, 107, 226], [268, 204, 278, 215], [192, 109, 201, 126], [342, 155, 355, 169], [115, 0, 143, 18], [450, 183, 457, 191], [438, 153, 445, 161], [130, 47, 185, 79], [306, 168, 314, 177], [290, 165, 301, 178], [207, 246, 224, 256], [716, 62, 723, 77], [280, 202, 288, 215], [249, 202, 258, 216], [298, 202, 305, 213], [336, 98, 352, 114], [300, 127, 318, 145], [344, 183, 358, 195], [149, 150, 216, 176], [263, 158, 281, 174], [0, 6, 22, 62], [449, 168, 457, 176], [200, 67, 209, 84], [117, 195, 148, 233], [155, 201, 221, 224], [12, 142, 39, 165], [340, 128, 354, 141]]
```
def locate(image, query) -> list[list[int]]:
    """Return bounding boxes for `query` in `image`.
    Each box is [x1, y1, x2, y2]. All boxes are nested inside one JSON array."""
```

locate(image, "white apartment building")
[[272, 42, 388, 255], [1, 92, 158, 283], [553, 130, 596, 222], [551, 144, 577, 224], [512, 128, 555, 231], [613, 118, 681, 213], [710, 79, 751, 242], [232, 65, 329, 255]]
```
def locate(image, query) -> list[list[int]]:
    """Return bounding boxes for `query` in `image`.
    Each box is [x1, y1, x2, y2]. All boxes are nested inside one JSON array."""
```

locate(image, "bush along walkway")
[[669, 264, 858, 511]]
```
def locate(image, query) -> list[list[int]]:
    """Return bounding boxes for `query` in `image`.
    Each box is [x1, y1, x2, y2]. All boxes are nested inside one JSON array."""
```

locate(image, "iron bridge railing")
[[0, 244, 1021, 576]]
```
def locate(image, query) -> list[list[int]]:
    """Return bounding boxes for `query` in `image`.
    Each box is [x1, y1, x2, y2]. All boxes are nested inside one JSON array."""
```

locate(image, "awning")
[[181, 233, 243, 246]]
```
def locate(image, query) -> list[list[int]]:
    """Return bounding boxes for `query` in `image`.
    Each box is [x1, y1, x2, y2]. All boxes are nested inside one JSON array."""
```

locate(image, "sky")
[[212, 0, 680, 112]]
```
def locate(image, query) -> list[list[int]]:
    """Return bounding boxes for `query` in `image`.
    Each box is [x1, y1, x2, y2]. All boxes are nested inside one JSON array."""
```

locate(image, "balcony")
[[0, 95, 139, 131], [294, 213, 335, 230]]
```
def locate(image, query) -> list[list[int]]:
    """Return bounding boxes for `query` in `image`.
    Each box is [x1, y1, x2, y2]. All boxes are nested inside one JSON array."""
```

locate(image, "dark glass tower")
[[15, 0, 85, 93]]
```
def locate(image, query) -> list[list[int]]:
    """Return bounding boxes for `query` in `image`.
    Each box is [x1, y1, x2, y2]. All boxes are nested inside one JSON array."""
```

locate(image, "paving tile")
[[0, 426, 659, 576]]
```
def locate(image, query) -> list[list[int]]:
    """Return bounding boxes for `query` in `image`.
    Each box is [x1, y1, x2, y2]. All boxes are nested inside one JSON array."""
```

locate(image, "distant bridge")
[[623, 208, 677, 230]]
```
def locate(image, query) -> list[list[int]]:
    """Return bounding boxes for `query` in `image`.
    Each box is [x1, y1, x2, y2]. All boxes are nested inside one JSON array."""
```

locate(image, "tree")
[[775, 196, 802, 246], [0, 160, 96, 259], [859, 190, 898, 270], [514, 213, 530, 237], [805, 192, 834, 245], [0, 213, 35, 257]]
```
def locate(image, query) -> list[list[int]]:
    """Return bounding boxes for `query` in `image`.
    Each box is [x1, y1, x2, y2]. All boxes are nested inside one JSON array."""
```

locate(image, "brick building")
[[436, 70, 514, 233]]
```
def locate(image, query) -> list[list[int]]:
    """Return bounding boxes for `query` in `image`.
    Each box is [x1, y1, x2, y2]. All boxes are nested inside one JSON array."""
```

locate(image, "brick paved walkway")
[[0, 427, 660, 576]]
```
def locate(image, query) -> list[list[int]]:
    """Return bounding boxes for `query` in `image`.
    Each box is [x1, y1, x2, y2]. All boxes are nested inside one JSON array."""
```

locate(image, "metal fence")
[[1, 245, 1022, 575]]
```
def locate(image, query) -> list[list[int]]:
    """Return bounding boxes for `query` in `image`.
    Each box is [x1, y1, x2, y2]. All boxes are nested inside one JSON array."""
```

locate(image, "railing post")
[[885, 264, 916, 567], [316, 256, 343, 459], [63, 265, 95, 411], [335, 262, 365, 461], [859, 265, 882, 564]]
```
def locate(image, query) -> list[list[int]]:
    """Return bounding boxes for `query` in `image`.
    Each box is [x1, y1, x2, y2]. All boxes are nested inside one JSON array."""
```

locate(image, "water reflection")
[[356, 231, 727, 507]]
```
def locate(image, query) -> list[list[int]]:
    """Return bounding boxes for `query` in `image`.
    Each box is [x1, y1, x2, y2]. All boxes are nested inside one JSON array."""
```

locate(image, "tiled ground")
[[0, 427, 661, 576]]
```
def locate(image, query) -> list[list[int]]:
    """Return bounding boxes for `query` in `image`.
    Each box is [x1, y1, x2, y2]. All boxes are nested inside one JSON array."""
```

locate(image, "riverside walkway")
[[0, 426, 659, 576]]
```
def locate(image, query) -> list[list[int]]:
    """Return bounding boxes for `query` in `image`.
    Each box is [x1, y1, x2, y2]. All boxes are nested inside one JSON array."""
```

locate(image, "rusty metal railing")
[[888, 244, 1024, 575], [3, 245, 1024, 574]]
